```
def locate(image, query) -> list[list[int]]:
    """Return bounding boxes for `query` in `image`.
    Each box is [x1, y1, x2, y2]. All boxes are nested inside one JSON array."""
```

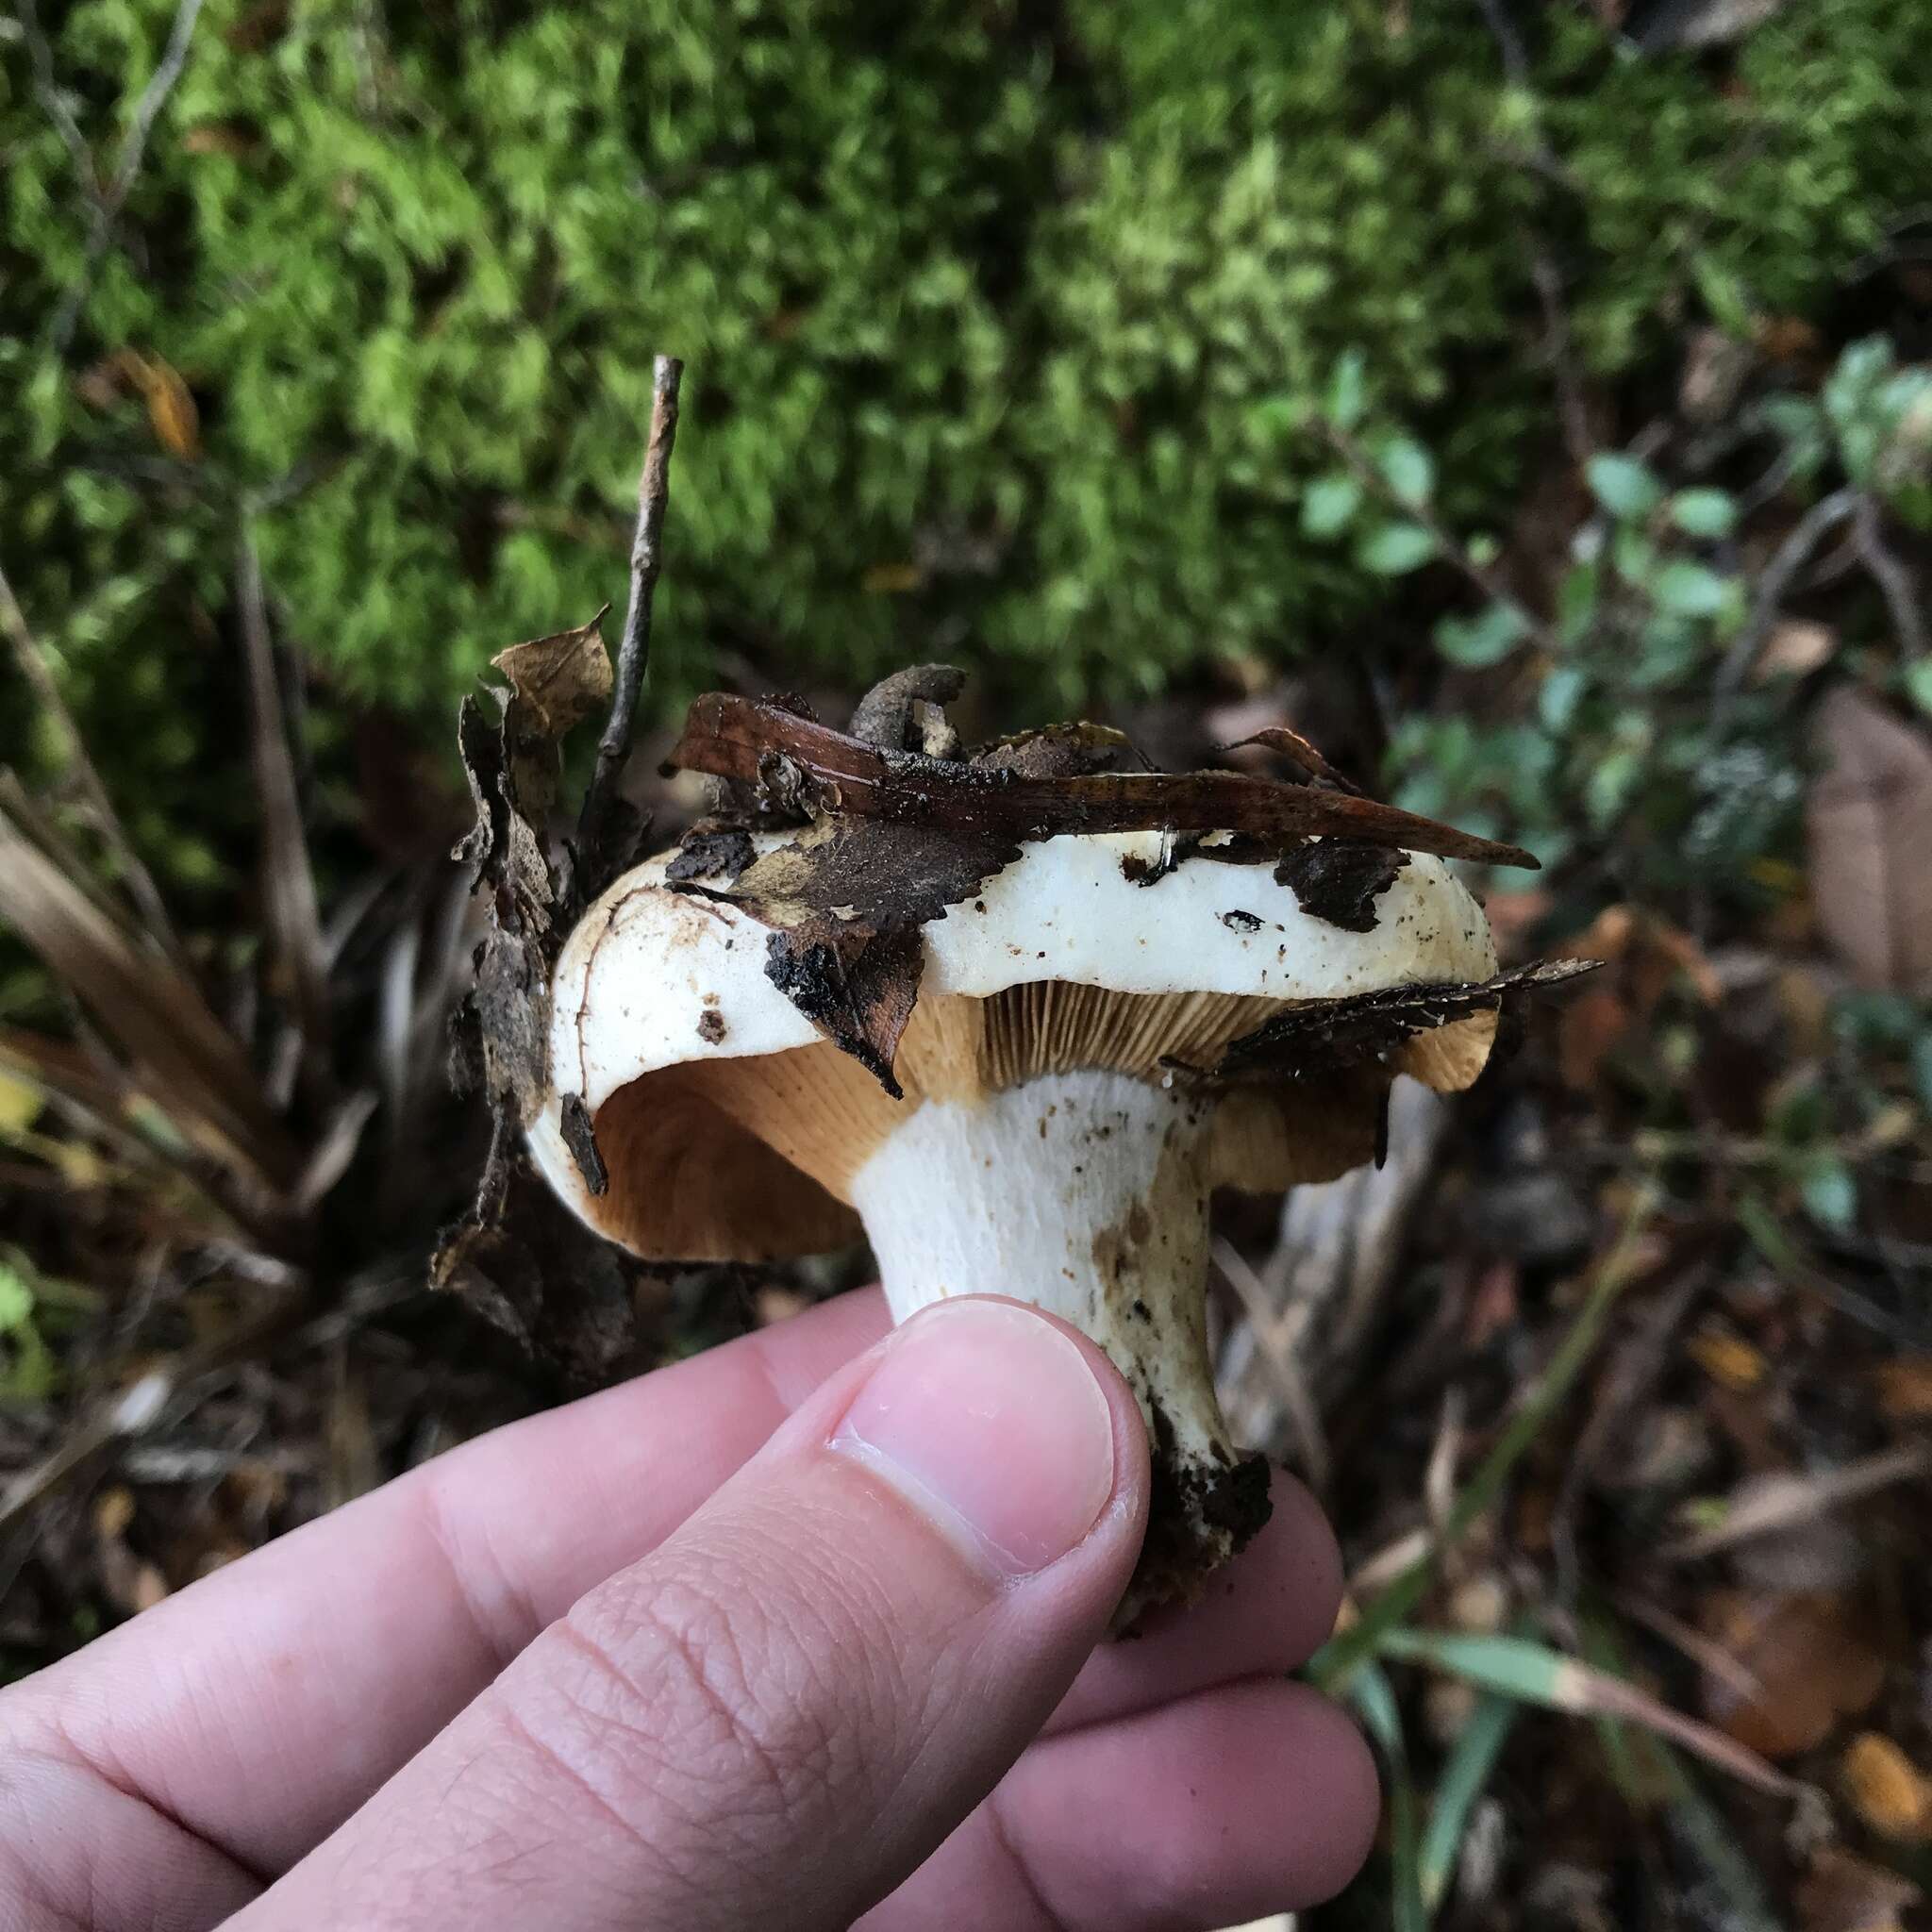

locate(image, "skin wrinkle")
[[409, 1472, 546, 1678], [568, 1571, 838, 1831], [984, 1785, 1073, 1932], [0, 1745, 263, 1932]]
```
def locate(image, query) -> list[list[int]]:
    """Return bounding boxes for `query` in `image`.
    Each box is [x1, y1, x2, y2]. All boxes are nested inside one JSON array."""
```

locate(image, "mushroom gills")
[[848, 1068, 1264, 1630]]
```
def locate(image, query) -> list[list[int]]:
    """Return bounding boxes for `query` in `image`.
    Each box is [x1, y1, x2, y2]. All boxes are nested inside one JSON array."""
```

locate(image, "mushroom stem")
[[846, 1068, 1271, 1628]]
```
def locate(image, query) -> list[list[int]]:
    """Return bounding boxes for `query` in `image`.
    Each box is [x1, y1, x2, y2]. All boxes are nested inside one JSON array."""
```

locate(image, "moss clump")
[[5, 0, 1930, 888]]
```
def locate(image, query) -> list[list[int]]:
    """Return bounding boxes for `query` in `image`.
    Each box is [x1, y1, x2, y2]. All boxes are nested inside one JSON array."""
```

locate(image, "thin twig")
[[0, 1271, 420, 1537], [50, 0, 207, 352], [1710, 487, 1859, 718], [1854, 494, 1929, 662], [1322, 425, 1557, 653], [1613, 1589, 1765, 1705], [1663, 1442, 1932, 1561], [1212, 1236, 1330, 1496], [18, 0, 96, 188], [1475, 0, 1530, 84], [0, 558, 187, 963], [577, 355, 684, 885], [1532, 252, 1594, 468]]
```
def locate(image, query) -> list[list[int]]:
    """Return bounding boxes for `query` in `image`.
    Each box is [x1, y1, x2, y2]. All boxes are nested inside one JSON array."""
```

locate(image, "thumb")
[[235, 1296, 1151, 1932]]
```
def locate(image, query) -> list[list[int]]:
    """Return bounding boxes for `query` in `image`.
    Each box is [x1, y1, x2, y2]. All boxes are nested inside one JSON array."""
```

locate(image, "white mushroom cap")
[[530, 826, 1498, 1259]]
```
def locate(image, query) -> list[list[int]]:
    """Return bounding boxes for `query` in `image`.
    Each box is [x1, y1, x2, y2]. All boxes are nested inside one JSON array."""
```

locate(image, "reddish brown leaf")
[[1796, 1848, 1922, 1932], [1699, 1590, 1887, 1758], [666, 692, 1540, 870], [1223, 724, 1363, 793], [1807, 689, 1932, 996]]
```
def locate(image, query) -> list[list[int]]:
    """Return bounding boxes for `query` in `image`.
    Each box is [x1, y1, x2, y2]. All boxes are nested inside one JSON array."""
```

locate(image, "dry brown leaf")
[[1686, 1324, 1768, 1392], [0, 792, 299, 1193], [1755, 619, 1839, 683], [1874, 1355, 1932, 1421], [1558, 984, 1633, 1091], [1759, 313, 1826, 365], [1700, 1589, 1888, 1758], [1807, 689, 1932, 996], [1796, 1847, 1922, 1932], [180, 122, 258, 158], [1841, 1731, 1932, 1840], [491, 611, 614, 744], [1481, 887, 1553, 959], [92, 1486, 135, 1540], [112, 348, 201, 459]]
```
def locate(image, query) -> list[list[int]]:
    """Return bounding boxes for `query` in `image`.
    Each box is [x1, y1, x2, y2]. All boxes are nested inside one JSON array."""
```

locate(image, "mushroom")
[[528, 820, 1503, 1625]]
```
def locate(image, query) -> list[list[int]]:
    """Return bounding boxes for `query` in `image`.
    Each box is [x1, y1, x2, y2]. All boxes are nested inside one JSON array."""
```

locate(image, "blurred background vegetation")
[[6, 2, 1932, 1926]]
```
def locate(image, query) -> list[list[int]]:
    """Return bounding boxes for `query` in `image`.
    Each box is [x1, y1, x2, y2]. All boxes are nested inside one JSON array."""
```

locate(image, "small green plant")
[[1295, 334, 1932, 903]]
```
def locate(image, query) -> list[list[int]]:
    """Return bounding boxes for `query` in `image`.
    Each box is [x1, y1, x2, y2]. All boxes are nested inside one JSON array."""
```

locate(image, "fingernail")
[[830, 1299, 1117, 1579]]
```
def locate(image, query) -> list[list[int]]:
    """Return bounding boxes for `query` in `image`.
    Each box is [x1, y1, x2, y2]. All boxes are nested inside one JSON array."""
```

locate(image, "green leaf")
[[1799, 1153, 1857, 1232], [1434, 601, 1529, 668], [1651, 559, 1732, 618], [1669, 489, 1738, 539], [1350, 1664, 1427, 1932], [1380, 1629, 1577, 1706], [1690, 256, 1755, 338], [1586, 453, 1663, 522], [1905, 658, 1932, 717], [0, 1263, 33, 1332], [1557, 560, 1600, 644], [1301, 472, 1362, 538], [1376, 435, 1435, 508], [1357, 521, 1436, 575], [1419, 1691, 1521, 1914], [1326, 349, 1368, 431], [1540, 663, 1588, 732]]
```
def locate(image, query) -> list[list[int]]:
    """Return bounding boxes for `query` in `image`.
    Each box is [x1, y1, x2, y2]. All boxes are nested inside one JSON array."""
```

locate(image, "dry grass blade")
[[1313, 1183, 1663, 1693], [1664, 1442, 1932, 1560], [0, 560, 185, 962], [0, 792, 300, 1194], [1212, 1235, 1330, 1494], [239, 522, 328, 1052], [1376, 1628, 1803, 1800]]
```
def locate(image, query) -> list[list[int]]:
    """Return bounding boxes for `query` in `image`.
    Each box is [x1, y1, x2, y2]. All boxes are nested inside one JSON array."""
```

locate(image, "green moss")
[[5, 0, 1930, 891]]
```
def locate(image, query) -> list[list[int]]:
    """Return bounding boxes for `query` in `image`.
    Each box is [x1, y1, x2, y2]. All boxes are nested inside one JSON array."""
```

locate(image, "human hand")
[[0, 1291, 1375, 1930]]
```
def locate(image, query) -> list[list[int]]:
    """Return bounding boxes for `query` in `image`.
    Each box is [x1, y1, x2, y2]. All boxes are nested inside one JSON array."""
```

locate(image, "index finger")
[[7, 1286, 890, 1877]]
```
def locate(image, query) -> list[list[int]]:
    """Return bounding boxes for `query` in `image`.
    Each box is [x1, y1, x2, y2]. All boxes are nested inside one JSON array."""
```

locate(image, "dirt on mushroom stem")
[[847, 1067, 1269, 1631]]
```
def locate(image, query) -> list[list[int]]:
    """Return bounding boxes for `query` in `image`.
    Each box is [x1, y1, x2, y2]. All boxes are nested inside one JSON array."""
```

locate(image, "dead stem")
[[578, 354, 684, 891], [0, 559, 186, 964], [49, 0, 208, 352]]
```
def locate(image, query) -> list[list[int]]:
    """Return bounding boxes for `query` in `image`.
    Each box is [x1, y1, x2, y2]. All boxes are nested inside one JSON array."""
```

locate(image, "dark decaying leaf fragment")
[[848, 663, 967, 751], [668, 693, 1539, 868], [1224, 724, 1362, 794], [1187, 959, 1601, 1084], [1273, 840, 1407, 933], [972, 720, 1138, 778], [559, 1093, 608, 1195], [440, 620, 661, 1372], [449, 691, 561, 1157], [677, 814, 1024, 1091], [665, 824, 755, 886], [431, 1153, 672, 1390]]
